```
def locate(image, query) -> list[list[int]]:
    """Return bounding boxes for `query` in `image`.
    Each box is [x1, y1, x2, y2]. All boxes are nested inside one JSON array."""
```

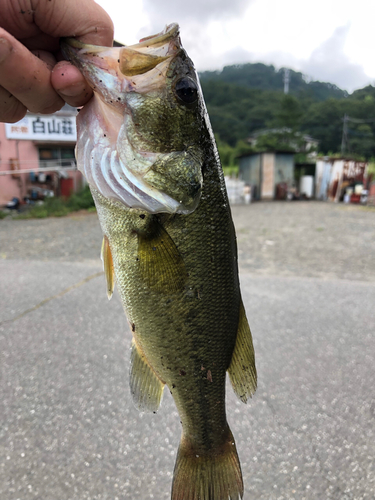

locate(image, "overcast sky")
[[95, 0, 375, 93]]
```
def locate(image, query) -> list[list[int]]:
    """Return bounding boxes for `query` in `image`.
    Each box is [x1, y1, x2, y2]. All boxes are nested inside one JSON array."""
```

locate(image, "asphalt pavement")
[[0, 202, 374, 500]]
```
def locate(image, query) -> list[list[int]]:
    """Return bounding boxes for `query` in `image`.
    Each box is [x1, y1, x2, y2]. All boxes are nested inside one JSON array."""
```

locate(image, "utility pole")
[[283, 68, 290, 94], [341, 114, 349, 156]]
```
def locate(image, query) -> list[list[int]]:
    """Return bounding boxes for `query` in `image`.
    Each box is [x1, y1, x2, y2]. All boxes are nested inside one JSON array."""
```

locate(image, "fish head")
[[61, 24, 205, 214]]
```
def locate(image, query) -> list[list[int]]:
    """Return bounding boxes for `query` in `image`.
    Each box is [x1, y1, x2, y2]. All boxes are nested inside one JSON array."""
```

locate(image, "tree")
[[199, 65, 375, 158], [274, 95, 303, 130], [348, 124, 375, 158], [300, 99, 343, 154]]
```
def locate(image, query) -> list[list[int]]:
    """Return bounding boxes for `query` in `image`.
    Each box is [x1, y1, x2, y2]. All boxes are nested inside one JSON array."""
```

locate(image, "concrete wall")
[[0, 117, 83, 206]]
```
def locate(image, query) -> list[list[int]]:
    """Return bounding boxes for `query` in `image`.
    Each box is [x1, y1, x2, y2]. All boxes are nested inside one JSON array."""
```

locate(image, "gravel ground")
[[233, 202, 375, 282], [1, 201, 375, 281], [1, 201, 375, 500]]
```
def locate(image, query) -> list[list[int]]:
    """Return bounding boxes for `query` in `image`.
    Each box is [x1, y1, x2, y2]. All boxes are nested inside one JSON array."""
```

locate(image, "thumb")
[[51, 61, 93, 107]]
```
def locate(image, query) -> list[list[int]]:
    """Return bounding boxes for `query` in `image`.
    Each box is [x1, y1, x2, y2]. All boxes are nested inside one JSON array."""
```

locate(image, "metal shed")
[[238, 151, 295, 200]]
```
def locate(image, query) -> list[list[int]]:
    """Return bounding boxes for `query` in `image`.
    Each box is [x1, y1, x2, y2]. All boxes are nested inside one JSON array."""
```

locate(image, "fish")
[[61, 23, 257, 500]]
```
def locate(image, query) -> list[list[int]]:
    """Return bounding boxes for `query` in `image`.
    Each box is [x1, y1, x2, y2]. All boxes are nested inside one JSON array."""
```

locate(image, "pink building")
[[0, 104, 83, 207]]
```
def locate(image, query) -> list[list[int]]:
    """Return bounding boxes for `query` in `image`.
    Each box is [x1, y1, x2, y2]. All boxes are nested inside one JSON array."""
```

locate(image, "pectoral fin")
[[130, 340, 165, 413], [137, 218, 187, 293], [100, 236, 115, 300], [228, 300, 257, 403]]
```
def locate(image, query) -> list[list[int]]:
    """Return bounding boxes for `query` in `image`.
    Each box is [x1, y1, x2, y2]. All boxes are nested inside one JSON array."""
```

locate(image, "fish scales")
[[62, 22, 257, 500], [92, 164, 239, 447]]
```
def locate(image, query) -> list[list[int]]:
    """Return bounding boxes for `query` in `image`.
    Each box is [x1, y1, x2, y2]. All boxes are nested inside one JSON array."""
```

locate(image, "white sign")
[[5, 114, 77, 141]]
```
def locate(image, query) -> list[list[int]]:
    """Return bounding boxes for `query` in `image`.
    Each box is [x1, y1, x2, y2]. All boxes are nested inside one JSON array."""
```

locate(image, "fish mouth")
[[61, 24, 181, 91], [131, 23, 180, 50], [61, 25, 201, 215], [63, 22, 179, 53]]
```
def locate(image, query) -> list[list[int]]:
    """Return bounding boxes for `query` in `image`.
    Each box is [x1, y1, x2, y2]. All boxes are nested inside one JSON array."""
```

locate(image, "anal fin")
[[130, 340, 165, 413], [101, 235, 115, 300], [228, 299, 257, 403]]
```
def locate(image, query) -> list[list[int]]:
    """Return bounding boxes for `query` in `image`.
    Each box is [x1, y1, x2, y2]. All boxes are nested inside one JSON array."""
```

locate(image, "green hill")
[[199, 63, 348, 101], [198, 63, 375, 159]]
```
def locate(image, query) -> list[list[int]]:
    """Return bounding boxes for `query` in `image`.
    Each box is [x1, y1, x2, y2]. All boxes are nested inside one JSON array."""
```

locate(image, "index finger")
[[1, 0, 113, 47], [0, 30, 64, 116], [18, 0, 114, 47]]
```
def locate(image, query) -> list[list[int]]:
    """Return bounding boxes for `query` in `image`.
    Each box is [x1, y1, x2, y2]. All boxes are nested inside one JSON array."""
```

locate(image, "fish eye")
[[174, 78, 198, 105]]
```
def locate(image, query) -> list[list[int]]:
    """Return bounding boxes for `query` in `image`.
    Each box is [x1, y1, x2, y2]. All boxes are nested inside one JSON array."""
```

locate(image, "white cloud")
[[94, 0, 375, 92], [299, 25, 371, 92], [142, 0, 253, 26]]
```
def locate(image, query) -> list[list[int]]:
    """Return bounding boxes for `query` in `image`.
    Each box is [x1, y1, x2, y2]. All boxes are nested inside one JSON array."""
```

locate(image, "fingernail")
[[0, 37, 12, 63], [57, 81, 87, 97]]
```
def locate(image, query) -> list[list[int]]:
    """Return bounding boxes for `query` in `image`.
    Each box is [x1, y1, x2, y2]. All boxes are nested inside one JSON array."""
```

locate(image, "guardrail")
[[0, 166, 78, 176], [0, 159, 77, 176]]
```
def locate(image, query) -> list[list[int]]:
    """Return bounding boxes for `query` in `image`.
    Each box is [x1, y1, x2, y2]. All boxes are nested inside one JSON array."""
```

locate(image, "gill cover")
[[61, 24, 203, 214]]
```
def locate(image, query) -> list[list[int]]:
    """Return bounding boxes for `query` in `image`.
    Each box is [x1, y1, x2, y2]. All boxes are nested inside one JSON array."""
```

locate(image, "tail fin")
[[171, 427, 243, 500]]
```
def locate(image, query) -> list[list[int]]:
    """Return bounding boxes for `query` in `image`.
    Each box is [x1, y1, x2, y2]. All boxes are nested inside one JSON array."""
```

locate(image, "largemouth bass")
[[61, 24, 257, 500]]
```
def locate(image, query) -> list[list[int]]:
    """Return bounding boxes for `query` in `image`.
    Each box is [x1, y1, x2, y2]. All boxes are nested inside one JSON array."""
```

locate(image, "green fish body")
[[62, 24, 256, 500]]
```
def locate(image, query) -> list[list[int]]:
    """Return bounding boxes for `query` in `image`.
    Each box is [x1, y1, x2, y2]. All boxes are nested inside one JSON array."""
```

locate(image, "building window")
[[39, 148, 76, 169]]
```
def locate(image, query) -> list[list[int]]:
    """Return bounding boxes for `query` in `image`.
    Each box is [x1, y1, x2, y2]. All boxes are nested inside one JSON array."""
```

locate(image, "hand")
[[0, 0, 113, 123]]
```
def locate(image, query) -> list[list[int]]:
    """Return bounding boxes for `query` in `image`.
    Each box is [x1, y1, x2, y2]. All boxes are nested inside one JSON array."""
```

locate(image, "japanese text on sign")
[[5, 114, 77, 141]]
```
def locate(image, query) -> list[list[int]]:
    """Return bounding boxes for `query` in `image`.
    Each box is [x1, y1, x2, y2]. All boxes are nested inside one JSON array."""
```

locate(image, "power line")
[[345, 115, 375, 124]]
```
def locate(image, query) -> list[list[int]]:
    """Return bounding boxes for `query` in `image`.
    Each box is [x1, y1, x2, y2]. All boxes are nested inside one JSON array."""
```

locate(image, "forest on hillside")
[[199, 63, 375, 166]]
